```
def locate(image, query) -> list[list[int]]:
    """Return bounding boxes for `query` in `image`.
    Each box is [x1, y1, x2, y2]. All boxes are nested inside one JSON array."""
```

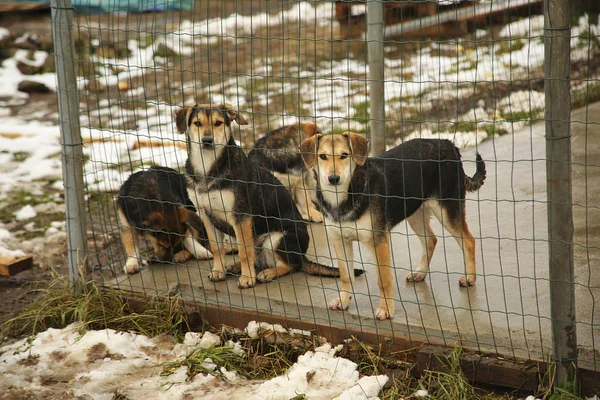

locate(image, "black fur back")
[[118, 166, 196, 229], [317, 139, 484, 230], [247, 125, 306, 175]]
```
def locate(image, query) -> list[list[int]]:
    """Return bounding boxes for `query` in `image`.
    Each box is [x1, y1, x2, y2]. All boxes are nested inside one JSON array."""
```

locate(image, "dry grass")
[[0, 266, 191, 342]]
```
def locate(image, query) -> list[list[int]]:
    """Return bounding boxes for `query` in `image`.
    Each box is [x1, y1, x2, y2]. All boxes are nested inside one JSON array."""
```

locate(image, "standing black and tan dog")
[[175, 103, 363, 288], [248, 123, 323, 222], [117, 166, 213, 274], [300, 133, 486, 319]]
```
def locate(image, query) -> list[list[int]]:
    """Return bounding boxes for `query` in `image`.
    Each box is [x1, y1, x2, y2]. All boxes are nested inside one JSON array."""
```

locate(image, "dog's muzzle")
[[328, 174, 341, 185], [201, 137, 214, 150]]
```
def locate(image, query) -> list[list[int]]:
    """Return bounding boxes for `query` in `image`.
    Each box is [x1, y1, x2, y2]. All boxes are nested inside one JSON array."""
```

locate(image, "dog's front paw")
[[375, 307, 393, 320], [328, 296, 350, 311], [459, 274, 476, 287], [309, 209, 324, 223], [208, 269, 227, 282], [406, 271, 427, 282], [173, 250, 192, 264], [123, 258, 140, 275], [193, 247, 213, 260], [238, 275, 256, 289], [375, 301, 394, 320], [257, 268, 278, 282], [223, 243, 238, 255]]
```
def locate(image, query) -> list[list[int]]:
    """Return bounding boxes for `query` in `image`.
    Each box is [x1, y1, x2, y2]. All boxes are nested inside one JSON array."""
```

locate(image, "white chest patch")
[[199, 190, 236, 224], [326, 211, 374, 244]]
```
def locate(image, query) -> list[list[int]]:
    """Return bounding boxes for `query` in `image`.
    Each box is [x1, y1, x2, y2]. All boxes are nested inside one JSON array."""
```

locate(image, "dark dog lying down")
[[117, 166, 213, 274]]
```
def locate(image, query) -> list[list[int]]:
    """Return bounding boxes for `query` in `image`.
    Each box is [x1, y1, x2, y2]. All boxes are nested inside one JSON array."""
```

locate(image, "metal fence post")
[[544, 0, 577, 385], [367, 0, 386, 156], [51, 0, 88, 290]]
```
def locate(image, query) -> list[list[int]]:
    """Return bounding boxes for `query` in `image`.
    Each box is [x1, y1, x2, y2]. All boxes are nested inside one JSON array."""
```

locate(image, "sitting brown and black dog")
[[248, 123, 323, 222], [117, 166, 213, 274]]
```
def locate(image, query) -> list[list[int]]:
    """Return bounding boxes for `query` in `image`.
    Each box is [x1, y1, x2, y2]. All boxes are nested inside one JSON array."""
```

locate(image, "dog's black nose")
[[328, 174, 341, 185], [201, 137, 214, 145]]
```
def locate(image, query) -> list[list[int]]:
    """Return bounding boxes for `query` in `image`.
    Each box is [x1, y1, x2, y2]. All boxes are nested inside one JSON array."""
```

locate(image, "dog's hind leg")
[[366, 233, 395, 320], [406, 204, 437, 283], [430, 200, 477, 287], [118, 209, 144, 274], [256, 232, 297, 282]]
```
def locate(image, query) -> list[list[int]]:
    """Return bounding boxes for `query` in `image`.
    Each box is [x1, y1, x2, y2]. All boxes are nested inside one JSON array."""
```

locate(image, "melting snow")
[[15, 205, 37, 221], [0, 322, 388, 400], [0, 227, 26, 258]]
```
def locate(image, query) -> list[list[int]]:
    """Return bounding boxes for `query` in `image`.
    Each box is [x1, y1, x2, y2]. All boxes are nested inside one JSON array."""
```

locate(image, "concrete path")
[[109, 104, 600, 370]]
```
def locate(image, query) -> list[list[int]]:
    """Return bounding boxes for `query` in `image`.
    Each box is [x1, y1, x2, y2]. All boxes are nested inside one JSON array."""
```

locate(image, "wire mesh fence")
[[51, 0, 600, 378]]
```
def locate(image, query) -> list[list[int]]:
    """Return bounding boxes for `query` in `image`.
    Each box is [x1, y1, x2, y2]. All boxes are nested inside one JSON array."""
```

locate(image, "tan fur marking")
[[328, 236, 355, 311], [201, 209, 227, 281], [428, 202, 477, 286], [222, 103, 248, 125], [302, 123, 322, 138], [300, 134, 321, 169], [118, 209, 138, 262], [173, 249, 193, 264], [369, 235, 394, 320], [406, 205, 438, 282], [233, 216, 256, 288], [343, 132, 368, 166], [256, 264, 292, 282], [175, 107, 193, 134]]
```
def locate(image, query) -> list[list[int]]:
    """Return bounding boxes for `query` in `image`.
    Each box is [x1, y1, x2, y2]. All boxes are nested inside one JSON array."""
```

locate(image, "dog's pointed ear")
[[175, 106, 193, 134], [222, 103, 248, 126], [344, 132, 368, 166], [144, 212, 164, 229], [302, 123, 322, 138], [300, 134, 322, 169]]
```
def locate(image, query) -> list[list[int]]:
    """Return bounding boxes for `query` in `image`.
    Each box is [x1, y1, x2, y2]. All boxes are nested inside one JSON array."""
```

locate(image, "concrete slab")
[[106, 104, 600, 370]]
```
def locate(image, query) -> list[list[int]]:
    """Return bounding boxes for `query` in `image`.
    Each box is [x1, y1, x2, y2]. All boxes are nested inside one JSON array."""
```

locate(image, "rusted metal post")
[[544, 0, 577, 386], [51, 0, 88, 290], [367, 0, 385, 156]]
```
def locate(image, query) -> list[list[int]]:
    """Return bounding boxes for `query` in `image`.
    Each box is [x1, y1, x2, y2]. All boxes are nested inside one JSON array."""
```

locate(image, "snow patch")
[[0, 27, 10, 41], [0, 322, 389, 399], [15, 204, 37, 220], [198, 331, 221, 349], [246, 321, 288, 338], [499, 15, 544, 38]]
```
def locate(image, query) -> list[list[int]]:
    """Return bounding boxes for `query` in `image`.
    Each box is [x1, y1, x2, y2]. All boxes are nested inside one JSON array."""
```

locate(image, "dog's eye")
[[214, 121, 223, 127], [319, 154, 327, 161], [194, 121, 202, 127], [340, 153, 349, 159]]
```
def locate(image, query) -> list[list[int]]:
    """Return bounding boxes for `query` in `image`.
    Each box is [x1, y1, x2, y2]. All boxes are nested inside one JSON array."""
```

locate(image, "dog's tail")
[[465, 153, 486, 192], [302, 256, 364, 277]]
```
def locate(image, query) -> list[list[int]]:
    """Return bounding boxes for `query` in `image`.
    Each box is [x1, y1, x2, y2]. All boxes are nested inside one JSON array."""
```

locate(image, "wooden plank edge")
[[0, 256, 33, 277]]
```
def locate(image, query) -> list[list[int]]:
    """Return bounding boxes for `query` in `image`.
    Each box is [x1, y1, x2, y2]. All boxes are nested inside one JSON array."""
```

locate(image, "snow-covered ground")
[[0, 321, 387, 400]]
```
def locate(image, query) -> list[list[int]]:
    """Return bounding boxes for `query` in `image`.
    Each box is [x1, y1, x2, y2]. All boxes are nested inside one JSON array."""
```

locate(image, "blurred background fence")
[[49, 0, 600, 386]]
